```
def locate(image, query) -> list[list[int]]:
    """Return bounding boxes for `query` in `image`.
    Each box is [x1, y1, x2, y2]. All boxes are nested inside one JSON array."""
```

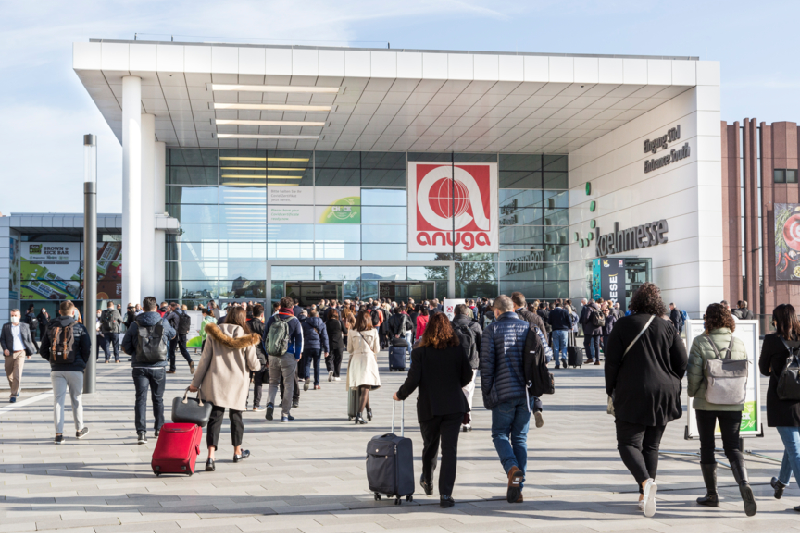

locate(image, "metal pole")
[[83, 134, 97, 394]]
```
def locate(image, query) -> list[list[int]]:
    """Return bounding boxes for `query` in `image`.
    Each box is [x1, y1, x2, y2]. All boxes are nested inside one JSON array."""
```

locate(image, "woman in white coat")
[[346, 309, 381, 424]]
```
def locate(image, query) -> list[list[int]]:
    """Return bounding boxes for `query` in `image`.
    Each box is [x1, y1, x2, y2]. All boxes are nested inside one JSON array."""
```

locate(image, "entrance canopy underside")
[[74, 40, 704, 154]]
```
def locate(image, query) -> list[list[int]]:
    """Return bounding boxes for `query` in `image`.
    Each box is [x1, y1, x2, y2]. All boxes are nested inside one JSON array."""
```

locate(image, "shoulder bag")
[[703, 334, 748, 405], [607, 315, 656, 417], [171, 387, 213, 427], [778, 337, 800, 400]]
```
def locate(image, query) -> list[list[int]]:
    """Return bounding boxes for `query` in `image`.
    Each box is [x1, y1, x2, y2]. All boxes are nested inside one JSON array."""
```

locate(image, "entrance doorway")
[[379, 281, 434, 302]]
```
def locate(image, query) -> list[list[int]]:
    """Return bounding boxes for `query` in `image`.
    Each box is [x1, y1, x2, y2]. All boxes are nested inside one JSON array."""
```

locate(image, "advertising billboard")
[[19, 241, 122, 300], [407, 162, 498, 253], [265, 186, 360, 224], [9, 237, 20, 300], [775, 203, 800, 280], [592, 257, 626, 311]]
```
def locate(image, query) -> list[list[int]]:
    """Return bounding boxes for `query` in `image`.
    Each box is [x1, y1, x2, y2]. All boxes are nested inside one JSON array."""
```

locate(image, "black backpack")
[[523, 326, 555, 396], [100, 310, 115, 332], [453, 324, 476, 361], [778, 339, 800, 400], [370, 309, 383, 327], [591, 308, 606, 328], [177, 312, 192, 335], [135, 322, 168, 363]]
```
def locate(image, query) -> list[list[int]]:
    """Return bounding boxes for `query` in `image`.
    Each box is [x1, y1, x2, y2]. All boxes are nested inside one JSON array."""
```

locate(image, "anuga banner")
[[775, 203, 800, 280]]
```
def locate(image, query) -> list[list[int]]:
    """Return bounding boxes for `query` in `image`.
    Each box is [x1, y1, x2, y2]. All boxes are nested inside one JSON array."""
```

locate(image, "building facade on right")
[[721, 120, 800, 317]]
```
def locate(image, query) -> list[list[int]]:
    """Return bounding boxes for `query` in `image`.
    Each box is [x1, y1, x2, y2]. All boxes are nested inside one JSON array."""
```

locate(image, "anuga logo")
[[408, 162, 498, 253], [643, 125, 690, 174]]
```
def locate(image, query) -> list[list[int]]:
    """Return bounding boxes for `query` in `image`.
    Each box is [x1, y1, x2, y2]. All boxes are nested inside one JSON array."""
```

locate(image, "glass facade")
[[166, 149, 568, 303]]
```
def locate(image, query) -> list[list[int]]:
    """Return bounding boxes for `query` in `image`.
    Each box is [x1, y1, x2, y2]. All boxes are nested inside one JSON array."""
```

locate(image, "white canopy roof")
[[73, 40, 709, 154]]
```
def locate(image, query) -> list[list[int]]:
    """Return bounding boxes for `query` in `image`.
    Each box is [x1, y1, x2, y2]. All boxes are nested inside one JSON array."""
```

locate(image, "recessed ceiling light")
[[215, 119, 325, 127], [220, 174, 303, 179], [220, 167, 306, 171], [211, 84, 339, 93], [216, 134, 319, 140], [219, 157, 309, 162], [214, 103, 331, 112]]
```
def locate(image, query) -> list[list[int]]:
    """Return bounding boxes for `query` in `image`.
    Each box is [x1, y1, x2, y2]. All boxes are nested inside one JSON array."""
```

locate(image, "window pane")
[[268, 224, 313, 241], [500, 208, 545, 225], [360, 281, 379, 300], [220, 242, 267, 260], [220, 261, 267, 280], [362, 225, 406, 243], [170, 149, 218, 166], [167, 186, 218, 204], [167, 261, 219, 281], [361, 169, 405, 187], [360, 151, 406, 170], [361, 266, 406, 280], [544, 228, 570, 246], [315, 224, 360, 242], [315, 151, 360, 168], [219, 186, 268, 204], [315, 266, 360, 281], [270, 150, 313, 187], [168, 204, 218, 224], [543, 210, 569, 226], [499, 281, 544, 298], [543, 172, 568, 189], [315, 242, 360, 260], [543, 263, 569, 281], [500, 261, 545, 281], [544, 190, 569, 208], [179, 224, 218, 241], [362, 188, 407, 206], [500, 171, 542, 189], [544, 281, 569, 299], [787, 169, 798, 184], [220, 223, 267, 241], [220, 204, 267, 222], [457, 262, 497, 281], [454, 153, 497, 163], [361, 206, 406, 224], [168, 166, 218, 186], [407, 266, 449, 281], [500, 189, 543, 209], [500, 154, 542, 172], [362, 244, 406, 261], [774, 169, 786, 183], [315, 168, 360, 186], [168, 241, 220, 261], [544, 245, 569, 261], [457, 281, 498, 298], [221, 280, 266, 299], [268, 242, 314, 260], [271, 266, 313, 280], [543, 155, 568, 172], [407, 152, 451, 163], [168, 281, 220, 299]]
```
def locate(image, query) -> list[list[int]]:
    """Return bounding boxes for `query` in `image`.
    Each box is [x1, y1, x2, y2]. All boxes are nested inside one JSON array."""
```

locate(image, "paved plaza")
[[1, 349, 798, 533]]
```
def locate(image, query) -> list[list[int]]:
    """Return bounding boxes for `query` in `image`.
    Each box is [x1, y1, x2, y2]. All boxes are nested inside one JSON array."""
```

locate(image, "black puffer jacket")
[[759, 334, 800, 427], [248, 318, 268, 366]]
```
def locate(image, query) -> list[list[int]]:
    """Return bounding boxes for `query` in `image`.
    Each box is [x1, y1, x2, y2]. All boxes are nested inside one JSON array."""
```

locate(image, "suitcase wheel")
[[394, 497, 401, 505], [406, 495, 413, 502], [154, 472, 161, 477], [374, 493, 381, 501], [348, 416, 354, 421]]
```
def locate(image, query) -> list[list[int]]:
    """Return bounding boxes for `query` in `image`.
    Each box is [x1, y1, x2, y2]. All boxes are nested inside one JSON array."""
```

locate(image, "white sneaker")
[[334, 377, 341, 381], [642, 479, 657, 518]]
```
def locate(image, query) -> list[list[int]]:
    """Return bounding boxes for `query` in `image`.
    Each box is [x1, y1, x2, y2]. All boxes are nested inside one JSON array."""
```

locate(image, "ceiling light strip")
[[215, 119, 325, 127], [220, 174, 303, 179], [219, 157, 309, 162], [211, 84, 339, 94], [217, 134, 319, 140], [214, 103, 331, 112], [220, 167, 305, 171]]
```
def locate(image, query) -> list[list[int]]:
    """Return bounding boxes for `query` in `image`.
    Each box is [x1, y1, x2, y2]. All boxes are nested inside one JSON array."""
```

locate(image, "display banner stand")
[[658, 319, 776, 467]]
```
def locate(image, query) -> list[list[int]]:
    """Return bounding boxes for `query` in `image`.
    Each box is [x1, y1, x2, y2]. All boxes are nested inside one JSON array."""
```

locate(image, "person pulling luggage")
[[394, 312, 473, 507]]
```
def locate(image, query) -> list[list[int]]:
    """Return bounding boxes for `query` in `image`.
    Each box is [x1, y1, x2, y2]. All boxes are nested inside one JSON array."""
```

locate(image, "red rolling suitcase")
[[151, 422, 203, 476]]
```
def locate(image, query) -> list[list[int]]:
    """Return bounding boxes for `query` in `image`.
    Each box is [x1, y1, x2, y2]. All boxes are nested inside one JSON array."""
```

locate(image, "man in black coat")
[[668, 303, 683, 334], [579, 298, 603, 365], [247, 304, 268, 411], [451, 304, 482, 431]]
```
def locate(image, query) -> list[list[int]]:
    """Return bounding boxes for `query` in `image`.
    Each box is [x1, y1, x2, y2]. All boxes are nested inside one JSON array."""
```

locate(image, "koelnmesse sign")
[[594, 220, 669, 257], [643, 125, 690, 174]]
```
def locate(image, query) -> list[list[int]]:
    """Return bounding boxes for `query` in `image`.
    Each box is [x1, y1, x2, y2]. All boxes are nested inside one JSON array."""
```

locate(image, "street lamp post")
[[83, 134, 97, 394]]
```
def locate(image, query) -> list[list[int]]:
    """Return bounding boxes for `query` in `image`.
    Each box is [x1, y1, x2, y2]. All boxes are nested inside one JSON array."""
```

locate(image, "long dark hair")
[[773, 304, 800, 341], [629, 283, 667, 317], [225, 307, 249, 330], [354, 309, 373, 332], [419, 313, 459, 350]]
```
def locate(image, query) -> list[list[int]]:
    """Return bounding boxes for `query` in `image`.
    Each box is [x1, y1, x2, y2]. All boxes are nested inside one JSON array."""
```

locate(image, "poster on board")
[[443, 298, 467, 320], [685, 319, 762, 438], [184, 310, 204, 348], [774, 203, 800, 280], [592, 257, 626, 311]]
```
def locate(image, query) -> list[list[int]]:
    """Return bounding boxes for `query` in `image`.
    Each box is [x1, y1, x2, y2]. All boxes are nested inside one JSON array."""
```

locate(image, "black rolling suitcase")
[[567, 332, 583, 368], [366, 401, 415, 505], [347, 387, 361, 421], [388, 346, 407, 371]]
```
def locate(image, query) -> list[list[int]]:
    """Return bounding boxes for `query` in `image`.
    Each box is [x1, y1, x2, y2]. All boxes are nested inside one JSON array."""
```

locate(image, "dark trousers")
[[584, 334, 601, 361], [280, 372, 300, 401], [251, 366, 267, 408], [132, 367, 166, 434], [303, 348, 321, 385], [207, 405, 244, 448], [327, 347, 343, 377], [419, 412, 463, 496], [615, 419, 667, 493], [695, 409, 744, 465], [103, 332, 119, 361], [168, 334, 192, 371]]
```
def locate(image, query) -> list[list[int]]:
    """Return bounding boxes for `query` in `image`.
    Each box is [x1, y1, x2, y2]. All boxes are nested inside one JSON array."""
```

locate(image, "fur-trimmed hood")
[[205, 322, 261, 349]]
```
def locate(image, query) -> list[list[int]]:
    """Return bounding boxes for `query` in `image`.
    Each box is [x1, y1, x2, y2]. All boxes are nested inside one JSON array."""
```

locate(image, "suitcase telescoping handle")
[[392, 399, 404, 437]]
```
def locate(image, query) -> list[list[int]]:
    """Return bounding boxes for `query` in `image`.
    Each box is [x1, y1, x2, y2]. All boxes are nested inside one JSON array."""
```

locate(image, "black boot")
[[696, 463, 719, 507], [730, 459, 757, 517]]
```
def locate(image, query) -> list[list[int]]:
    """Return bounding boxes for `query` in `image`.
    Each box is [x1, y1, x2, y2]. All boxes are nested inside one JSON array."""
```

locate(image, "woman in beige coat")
[[189, 307, 259, 471], [346, 309, 381, 424]]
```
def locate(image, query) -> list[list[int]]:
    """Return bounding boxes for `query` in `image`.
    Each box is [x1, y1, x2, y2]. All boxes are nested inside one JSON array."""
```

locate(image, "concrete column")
[[154, 141, 167, 302], [140, 113, 156, 298], [121, 76, 142, 307]]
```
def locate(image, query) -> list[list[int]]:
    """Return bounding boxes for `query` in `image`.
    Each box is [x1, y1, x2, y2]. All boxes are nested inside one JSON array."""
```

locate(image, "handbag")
[[703, 334, 748, 405], [778, 338, 800, 400], [607, 315, 656, 417], [171, 387, 213, 427]]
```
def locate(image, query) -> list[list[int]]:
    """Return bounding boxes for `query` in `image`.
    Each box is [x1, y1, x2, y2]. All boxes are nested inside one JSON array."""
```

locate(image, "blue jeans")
[[552, 330, 569, 367], [777, 426, 800, 488], [132, 367, 166, 434], [303, 348, 321, 385], [491, 397, 531, 488], [404, 331, 413, 356]]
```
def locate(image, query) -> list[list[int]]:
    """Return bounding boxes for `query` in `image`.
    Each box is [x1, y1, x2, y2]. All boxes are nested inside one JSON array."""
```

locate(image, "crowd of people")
[[2, 286, 799, 517]]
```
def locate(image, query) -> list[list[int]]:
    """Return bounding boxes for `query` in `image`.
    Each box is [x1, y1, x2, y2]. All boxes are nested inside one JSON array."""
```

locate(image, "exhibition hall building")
[[9, 38, 780, 324]]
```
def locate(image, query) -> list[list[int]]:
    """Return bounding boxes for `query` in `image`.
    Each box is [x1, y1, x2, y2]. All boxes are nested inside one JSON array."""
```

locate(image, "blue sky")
[[1, 0, 798, 215]]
